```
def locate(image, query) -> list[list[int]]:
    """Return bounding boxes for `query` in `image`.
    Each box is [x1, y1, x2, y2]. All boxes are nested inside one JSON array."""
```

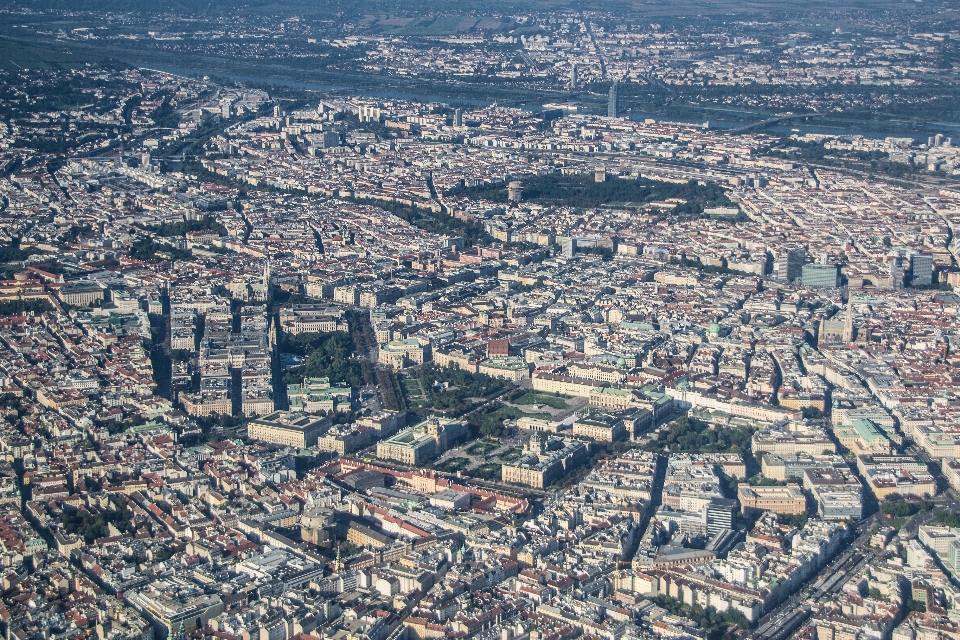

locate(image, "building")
[[356, 410, 406, 438], [573, 413, 627, 442], [705, 497, 738, 535], [775, 247, 805, 283], [532, 371, 602, 397], [247, 411, 331, 448], [814, 488, 863, 520], [56, 282, 106, 306], [347, 522, 393, 549], [478, 356, 529, 381], [944, 457, 960, 492], [434, 347, 481, 373], [803, 467, 863, 520], [317, 425, 372, 455], [910, 252, 934, 287], [126, 580, 225, 639], [320, 130, 340, 148], [607, 81, 619, 118], [863, 467, 936, 500], [842, 303, 855, 343], [429, 489, 471, 510], [835, 418, 894, 455], [378, 339, 430, 368], [752, 428, 835, 457], [180, 391, 232, 418], [888, 256, 906, 289], [857, 454, 936, 499], [333, 286, 359, 305], [516, 416, 564, 433], [569, 362, 627, 384], [801, 263, 839, 288], [737, 485, 807, 515], [590, 386, 644, 411], [279, 304, 347, 335], [287, 377, 355, 413], [375, 416, 466, 465], [501, 436, 589, 489]]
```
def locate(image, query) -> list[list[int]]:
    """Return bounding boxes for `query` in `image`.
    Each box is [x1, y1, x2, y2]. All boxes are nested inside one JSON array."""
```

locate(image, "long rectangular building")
[[247, 411, 331, 448]]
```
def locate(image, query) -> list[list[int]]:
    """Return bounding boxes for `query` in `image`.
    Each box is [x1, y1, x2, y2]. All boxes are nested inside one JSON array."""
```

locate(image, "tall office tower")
[[775, 247, 805, 283], [888, 256, 905, 289], [706, 498, 738, 536], [909, 252, 934, 287], [607, 81, 619, 118], [570, 63, 578, 89], [453, 108, 463, 127], [321, 131, 340, 149], [802, 263, 839, 288]]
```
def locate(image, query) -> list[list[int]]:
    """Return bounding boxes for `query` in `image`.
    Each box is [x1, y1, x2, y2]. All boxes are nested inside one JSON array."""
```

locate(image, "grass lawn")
[[498, 446, 524, 462], [0, 40, 96, 70], [465, 440, 499, 457], [511, 392, 569, 409], [434, 457, 471, 472], [467, 463, 502, 481], [403, 378, 423, 397]]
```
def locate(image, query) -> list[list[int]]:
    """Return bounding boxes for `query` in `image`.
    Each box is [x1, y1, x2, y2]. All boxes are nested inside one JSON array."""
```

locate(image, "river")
[[141, 63, 960, 141]]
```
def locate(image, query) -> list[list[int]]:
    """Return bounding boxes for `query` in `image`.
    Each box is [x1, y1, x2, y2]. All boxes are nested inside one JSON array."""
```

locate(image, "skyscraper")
[[888, 256, 905, 289], [775, 246, 805, 283], [570, 63, 578, 89], [453, 108, 463, 127], [909, 252, 933, 287], [607, 81, 619, 118]]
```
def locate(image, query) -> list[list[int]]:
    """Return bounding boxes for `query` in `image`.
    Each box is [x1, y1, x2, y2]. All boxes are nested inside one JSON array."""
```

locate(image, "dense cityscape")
[[1, 2, 960, 640]]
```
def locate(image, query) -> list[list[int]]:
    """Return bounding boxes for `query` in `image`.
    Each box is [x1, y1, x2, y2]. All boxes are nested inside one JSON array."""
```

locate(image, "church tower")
[[842, 303, 855, 343]]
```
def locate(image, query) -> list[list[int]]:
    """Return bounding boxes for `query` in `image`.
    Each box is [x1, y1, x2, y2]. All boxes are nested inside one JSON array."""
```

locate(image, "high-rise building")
[[910, 252, 933, 287], [321, 131, 340, 148], [607, 81, 619, 118], [888, 256, 905, 289], [802, 263, 839, 288], [775, 247, 805, 283], [508, 181, 523, 202], [570, 63, 578, 89], [705, 497, 737, 536], [453, 108, 463, 127]]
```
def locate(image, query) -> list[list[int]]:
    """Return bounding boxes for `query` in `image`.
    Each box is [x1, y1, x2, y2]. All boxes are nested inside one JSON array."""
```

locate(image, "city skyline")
[[0, 3, 959, 640]]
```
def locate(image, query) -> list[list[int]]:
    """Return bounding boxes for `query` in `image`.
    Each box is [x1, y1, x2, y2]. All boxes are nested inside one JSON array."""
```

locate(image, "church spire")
[[842, 302, 854, 343]]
